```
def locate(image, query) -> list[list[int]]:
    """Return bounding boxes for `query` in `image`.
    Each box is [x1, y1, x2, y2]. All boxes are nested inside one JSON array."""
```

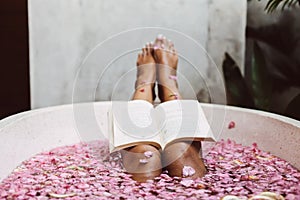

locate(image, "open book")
[[108, 100, 215, 152]]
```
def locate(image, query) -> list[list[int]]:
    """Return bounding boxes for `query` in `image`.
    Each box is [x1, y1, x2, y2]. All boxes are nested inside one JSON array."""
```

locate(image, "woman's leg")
[[153, 35, 207, 178], [121, 43, 162, 182], [131, 42, 156, 103]]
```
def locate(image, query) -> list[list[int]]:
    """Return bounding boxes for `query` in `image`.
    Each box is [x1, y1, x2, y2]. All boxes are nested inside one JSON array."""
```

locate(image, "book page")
[[155, 100, 215, 148], [109, 100, 161, 152]]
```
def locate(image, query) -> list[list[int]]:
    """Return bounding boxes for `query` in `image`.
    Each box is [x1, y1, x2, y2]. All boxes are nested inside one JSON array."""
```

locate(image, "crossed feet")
[[134, 35, 181, 103], [122, 35, 207, 182]]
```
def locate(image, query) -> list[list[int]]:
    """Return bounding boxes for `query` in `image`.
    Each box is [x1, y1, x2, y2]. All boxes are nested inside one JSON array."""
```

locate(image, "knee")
[[162, 141, 202, 159], [130, 144, 160, 154], [121, 144, 161, 159], [163, 142, 190, 154]]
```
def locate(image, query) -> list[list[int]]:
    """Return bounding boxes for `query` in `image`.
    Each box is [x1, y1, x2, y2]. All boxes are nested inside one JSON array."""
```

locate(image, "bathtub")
[[0, 102, 299, 181]]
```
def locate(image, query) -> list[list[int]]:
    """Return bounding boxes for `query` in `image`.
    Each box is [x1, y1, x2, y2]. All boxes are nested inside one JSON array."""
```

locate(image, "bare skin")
[[153, 35, 207, 178], [153, 35, 181, 102], [122, 36, 206, 182], [122, 43, 162, 182], [121, 145, 162, 182], [132, 43, 156, 103]]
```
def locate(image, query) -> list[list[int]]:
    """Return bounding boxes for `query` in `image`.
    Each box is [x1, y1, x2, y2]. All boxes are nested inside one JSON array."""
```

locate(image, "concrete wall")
[[247, 0, 300, 115], [28, 0, 247, 108]]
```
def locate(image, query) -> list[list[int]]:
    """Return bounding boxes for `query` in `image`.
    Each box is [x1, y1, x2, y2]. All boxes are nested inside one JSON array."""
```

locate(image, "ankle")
[[135, 81, 155, 91], [133, 84, 155, 103], [158, 85, 181, 102]]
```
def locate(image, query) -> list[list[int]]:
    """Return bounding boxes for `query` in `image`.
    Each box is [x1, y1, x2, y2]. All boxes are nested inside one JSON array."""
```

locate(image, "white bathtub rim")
[[1, 102, 299, 132]]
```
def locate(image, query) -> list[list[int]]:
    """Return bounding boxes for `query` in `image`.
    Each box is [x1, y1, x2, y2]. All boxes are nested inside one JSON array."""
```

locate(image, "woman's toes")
[[149, 42, 154, 55], [157, 34, 164, 40], [162, 36, 167, 46], [145, 43, 151, 55], [136, 42, 156, 67], [155, 35, 164, 48], [169, 41, 175, 52], [142, 46, 147, 55], [159, 38, 167, 49], [170, 46, 176, 54], [137, 53, 142, 65]]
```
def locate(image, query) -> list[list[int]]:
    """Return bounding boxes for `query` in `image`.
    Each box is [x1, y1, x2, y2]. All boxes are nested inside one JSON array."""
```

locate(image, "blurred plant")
[[221, 0, 300, 120], [250, 42, 273, 110], [248, 0, 300, 12], [264, 0, 299, 12], [285, 93, 300, 118], [222, 53, 254, 109], [222, 43, 272, 111], [223, 45, 300, 119]]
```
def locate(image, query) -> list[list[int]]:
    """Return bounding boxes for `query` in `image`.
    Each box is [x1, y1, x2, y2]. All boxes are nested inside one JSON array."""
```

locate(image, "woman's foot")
[[162, 141, 207, 179], [121, 144, 162, 182], [153, 35, 181, 102], [133, 43, 156, 103]]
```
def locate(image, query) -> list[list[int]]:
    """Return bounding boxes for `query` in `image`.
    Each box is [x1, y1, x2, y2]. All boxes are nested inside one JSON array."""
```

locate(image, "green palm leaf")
[[222, 53, 255, 108], [264, 0, 299, 12], [250, 42, 273, 110], [285, 93, 300, 120]]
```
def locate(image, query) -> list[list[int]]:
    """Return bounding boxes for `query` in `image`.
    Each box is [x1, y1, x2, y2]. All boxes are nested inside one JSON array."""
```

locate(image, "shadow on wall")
[[218, 0, 300, 120]]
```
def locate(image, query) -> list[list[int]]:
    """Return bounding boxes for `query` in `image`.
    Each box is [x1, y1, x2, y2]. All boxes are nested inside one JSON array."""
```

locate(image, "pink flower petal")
[[144, 151, 153, 158], [1, 139, 298, 199], [168, 75, 178, 81], [228, 121, 235, 129], [139, 159, 148, 164], [180, 179, 194, 187], [182, 166, 196, 177]]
